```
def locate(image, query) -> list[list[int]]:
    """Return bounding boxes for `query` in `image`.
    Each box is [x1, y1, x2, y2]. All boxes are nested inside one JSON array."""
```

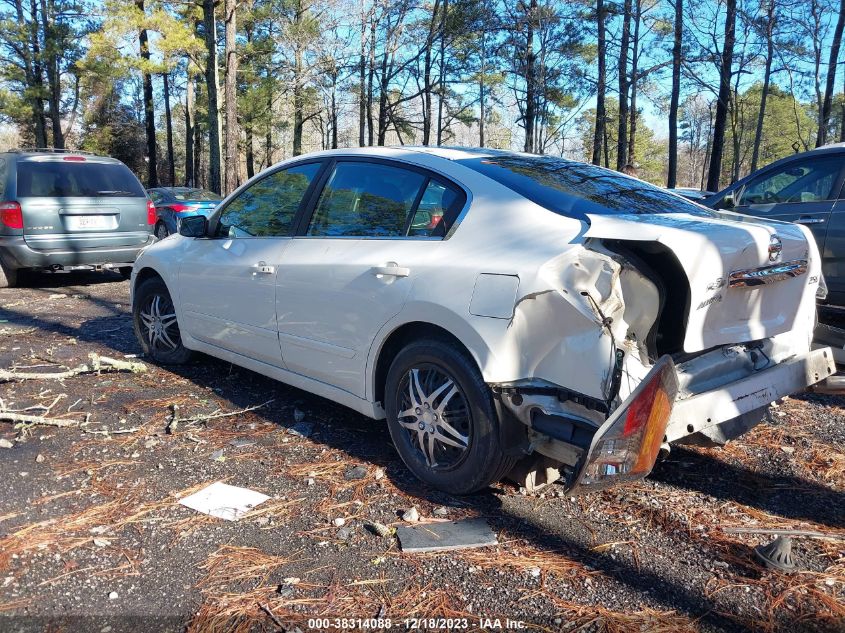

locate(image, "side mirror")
[[178, 214, 208, 238], [720, 191, 736, 209]]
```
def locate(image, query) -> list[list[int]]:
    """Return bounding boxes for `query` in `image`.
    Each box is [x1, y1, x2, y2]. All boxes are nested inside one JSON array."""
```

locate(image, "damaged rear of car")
[[455, 153, 834, 493]]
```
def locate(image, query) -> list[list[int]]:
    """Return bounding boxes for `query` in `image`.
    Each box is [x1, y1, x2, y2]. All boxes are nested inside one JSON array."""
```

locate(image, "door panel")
[[276, 162, 462, 397], [176, 162, 323, 366], [821, 199, 845, 304], [179, 238, 289, 366]]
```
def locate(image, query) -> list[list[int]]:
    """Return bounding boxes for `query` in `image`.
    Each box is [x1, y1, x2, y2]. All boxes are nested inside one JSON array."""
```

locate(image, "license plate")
[[72, 215, 110, 230]]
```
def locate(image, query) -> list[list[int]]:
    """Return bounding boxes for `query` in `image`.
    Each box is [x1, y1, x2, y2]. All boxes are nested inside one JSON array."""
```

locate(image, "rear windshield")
[[457, 155, 714, 221], [16, 161, 146, 198], [173, 189, 222, 201]]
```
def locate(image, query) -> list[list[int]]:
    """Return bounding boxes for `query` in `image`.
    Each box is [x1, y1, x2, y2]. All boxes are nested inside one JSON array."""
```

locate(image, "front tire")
[[132, 277, 192, 364], [385, 338, 515, 494]]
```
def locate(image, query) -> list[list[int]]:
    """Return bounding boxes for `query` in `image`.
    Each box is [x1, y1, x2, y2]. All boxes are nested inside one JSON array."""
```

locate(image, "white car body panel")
[[131, 146, 833, 486]]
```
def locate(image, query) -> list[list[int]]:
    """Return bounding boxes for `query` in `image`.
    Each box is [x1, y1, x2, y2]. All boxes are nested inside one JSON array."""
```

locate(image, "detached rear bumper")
[[665, 346, 836, 444], [0, 234, 156, 270]]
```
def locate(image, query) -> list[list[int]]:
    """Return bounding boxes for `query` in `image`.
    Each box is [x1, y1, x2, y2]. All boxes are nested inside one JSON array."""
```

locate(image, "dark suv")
[[705, 143, 845, 305], [0, 149, 156, 288]]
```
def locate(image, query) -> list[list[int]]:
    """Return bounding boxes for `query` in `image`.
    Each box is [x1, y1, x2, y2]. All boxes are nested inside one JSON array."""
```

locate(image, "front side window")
[[307, 162, 427, 237], [16, 161, 146, 198], [738, 157, 842, 205], [219, 163, 320, 237]]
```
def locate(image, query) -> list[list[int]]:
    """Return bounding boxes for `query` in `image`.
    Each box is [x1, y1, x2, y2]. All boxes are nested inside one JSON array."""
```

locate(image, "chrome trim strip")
[[728, 259, 808, 288]]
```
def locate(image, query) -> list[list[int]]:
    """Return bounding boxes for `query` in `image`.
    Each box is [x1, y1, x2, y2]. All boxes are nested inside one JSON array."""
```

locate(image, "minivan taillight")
[[147, 199, 157, 225], [0, 202, 23, 229]]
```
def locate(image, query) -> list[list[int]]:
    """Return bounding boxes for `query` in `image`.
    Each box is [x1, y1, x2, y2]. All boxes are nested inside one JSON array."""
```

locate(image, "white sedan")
[[131, 147, 834, 495]]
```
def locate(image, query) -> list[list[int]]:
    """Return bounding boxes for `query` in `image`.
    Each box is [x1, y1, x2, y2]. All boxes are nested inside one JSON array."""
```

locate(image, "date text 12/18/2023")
[[306, 618, 527, 629]]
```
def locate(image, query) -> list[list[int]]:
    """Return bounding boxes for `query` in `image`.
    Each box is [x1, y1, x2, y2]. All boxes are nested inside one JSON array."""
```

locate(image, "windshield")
[[457, 154, 714, 221], [173, 188, 222, 201], [16, 161, 146, 198]]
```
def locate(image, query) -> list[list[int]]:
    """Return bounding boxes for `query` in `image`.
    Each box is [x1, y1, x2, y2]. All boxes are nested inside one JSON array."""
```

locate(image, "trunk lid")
[[16, 156, 151, 251], [584, 212, 814, 353]]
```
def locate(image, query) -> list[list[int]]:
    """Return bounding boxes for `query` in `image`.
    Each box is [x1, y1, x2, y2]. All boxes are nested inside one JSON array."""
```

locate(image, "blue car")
[[147, 187, 222, 239]]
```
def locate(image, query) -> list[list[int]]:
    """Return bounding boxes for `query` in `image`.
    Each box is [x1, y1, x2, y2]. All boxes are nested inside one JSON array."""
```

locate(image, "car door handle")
[[796, 217, 826, 224], [371, 263, 410, 278], [252, 262, 275, 275]]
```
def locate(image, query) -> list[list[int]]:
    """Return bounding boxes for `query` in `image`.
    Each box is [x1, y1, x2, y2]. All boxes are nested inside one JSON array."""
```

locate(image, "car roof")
[[0, 149, 122, 164]]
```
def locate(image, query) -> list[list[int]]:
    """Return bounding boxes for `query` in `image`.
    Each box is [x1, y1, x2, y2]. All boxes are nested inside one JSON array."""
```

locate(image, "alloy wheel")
[[396, 365, 472, 470], [139, 293, 181, 352]]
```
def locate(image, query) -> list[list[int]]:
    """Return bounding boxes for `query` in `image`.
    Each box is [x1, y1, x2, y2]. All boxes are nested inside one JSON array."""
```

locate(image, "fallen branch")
[[258, 603, 285, 631], [0, 353, 146, 382], [83, 427, 141, 436], [0, 412, 79, 427], [168, 400, 273, 434], [721, 527, 845, 540]]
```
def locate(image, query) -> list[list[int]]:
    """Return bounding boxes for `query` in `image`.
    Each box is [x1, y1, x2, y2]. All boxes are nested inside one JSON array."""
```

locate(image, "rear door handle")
[[371, 263, 410, 278], [796, 216, 826, 224], [252, 261, 275, 275]]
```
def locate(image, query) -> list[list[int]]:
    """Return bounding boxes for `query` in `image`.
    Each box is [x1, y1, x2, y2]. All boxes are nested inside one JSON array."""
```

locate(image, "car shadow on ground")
[[650, 447, 845, 529], [16, 270, 127, 289]]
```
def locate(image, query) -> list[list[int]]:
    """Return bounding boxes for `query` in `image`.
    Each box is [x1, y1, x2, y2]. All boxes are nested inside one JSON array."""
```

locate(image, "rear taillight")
[[170, 203, 198, 213], [426, 213, 443, 230], [62, 156, 86, 162], [147, 199, 157, 225], [572, 355, 678, 494], [0, 201, 23, 229]]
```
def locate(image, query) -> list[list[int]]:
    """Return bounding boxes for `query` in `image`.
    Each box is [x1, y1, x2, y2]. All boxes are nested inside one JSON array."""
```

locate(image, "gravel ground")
[[0, 271, 843, 633]]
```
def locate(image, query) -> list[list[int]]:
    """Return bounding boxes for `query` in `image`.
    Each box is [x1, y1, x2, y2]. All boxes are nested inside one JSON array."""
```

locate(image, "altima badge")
[[769, 235, 783, 262]]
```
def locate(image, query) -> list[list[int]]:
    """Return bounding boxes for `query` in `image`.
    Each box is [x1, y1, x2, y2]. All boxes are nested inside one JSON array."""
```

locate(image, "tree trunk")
[[15, 0, 47, 147], [185, 73, 195, 187], [265, 85, 272, 166], [436, 0, 448, 145], [523, 0, 537, 153], [616, 0, 632, 170], [40, 0, 63, 148], [367, 16, 376, 146], [359, 10, 367, 146], [136, 0, 157, 187], [627, 0, 641, 164], [706, 0, 736, 192], [203, 0, 222, 193], [224, 0, 238, 192], [331, 70, 338, 149], [377, 41, 390, 145], [591, 0, 606, 166], [163, 71, 175, 186], [818, 0, 845, 147], [667, 0, 682, 187], [422, 0, 440, 145], [750, 0, 774, 173], [292, 41, 304, 156], [479, 30, 486, 147]]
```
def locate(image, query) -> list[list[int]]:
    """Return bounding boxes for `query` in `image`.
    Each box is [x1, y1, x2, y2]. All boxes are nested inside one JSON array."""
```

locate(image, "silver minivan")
[[0, 149, 156, 288]]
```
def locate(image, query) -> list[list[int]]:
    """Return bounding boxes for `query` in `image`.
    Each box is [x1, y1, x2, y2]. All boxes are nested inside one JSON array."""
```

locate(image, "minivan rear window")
[[457, 155, 714, 221], [16, 161, 146, 198]]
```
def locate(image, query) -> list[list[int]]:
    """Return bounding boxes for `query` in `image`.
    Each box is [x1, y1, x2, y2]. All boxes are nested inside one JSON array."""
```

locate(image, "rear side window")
[[458, 155, 713, 221], [307, 162, 427, 237], [16, 161, 145, 198]]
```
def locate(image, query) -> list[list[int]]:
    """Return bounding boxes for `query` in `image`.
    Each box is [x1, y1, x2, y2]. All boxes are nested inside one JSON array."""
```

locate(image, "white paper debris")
[[179, 481, 269, 521]]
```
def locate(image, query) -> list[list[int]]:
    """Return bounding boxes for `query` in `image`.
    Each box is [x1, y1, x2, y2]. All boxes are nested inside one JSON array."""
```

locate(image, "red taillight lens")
[[0, 201, 23, 229], [170, 203, 198, 213], [147, 200, 157, 225], [426, 213, 443, 230], [572, 355, 678, 494], [62, 155, 86, 162]]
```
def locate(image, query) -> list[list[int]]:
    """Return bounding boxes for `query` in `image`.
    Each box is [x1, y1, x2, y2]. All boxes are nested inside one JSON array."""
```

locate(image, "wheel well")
[[373, 322, 477, 407], [134, 267, 163, 291]]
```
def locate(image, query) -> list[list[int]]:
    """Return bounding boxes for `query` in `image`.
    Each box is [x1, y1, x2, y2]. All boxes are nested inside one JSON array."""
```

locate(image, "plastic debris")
[[178, 481, 269, 521], [397, 518, 498, 553]]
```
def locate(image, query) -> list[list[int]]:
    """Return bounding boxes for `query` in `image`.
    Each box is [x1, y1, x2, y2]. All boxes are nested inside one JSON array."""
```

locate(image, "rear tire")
[[385, 338, 516, 494], [155, 223, 169, 240], [132, 277, 192, 364], [0, 260, 18, 289], [118, 267, 132, 280]]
